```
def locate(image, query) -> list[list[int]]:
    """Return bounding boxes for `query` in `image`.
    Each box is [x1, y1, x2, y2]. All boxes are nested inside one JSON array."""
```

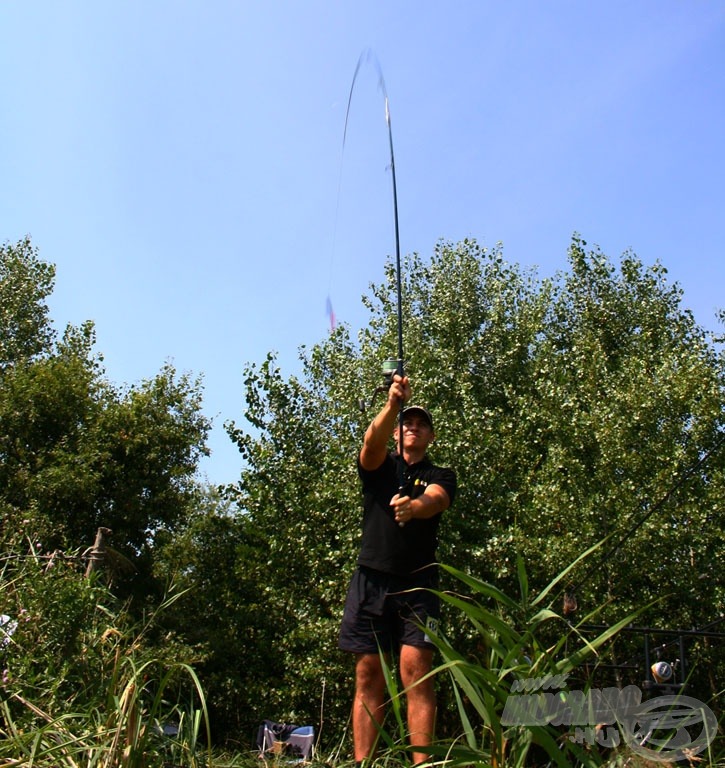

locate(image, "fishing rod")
[[345, 50, 407, 499]]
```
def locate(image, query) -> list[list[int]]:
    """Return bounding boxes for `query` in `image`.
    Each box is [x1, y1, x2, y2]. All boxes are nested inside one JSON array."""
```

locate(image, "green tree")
[[0, 236, 55, 366], [0, 238, 210, 598], [154, 341, 377, 743], [212, 236, 723, 748], [152, 487, 294, 743], [506, 239, 725, 621]]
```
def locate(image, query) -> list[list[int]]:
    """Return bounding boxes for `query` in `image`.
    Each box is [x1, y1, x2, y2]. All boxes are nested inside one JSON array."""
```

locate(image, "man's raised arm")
[[359, 374, 410, 471]]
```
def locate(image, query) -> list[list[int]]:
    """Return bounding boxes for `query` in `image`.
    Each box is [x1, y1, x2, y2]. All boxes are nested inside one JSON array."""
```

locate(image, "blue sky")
[[2, 2, 724, 486]]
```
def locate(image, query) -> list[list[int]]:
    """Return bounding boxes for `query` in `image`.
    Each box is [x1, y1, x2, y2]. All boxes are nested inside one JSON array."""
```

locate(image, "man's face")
[[397, 414, 434, 451]]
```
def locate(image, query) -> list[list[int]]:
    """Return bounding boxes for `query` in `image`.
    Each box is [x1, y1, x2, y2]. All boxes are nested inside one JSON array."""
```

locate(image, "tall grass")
[[0, 659, 210, 767], [372, 544, 691, 767], [0, 549, 213, 767], [2, 544, 721, 766]]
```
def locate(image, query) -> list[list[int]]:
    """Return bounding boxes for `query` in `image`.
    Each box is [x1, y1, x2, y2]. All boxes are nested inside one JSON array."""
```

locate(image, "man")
[[339, 373, 457, 765]]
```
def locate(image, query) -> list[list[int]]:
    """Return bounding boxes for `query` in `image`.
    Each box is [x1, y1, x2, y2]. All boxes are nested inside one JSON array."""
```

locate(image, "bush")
[[0, 543, 211, 766]]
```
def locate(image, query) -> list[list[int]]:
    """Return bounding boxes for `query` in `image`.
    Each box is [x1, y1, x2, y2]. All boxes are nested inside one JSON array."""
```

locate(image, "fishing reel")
[[651, 659, 675, 684], [643, 645, 682, 694], [358, 359, 402, 412]]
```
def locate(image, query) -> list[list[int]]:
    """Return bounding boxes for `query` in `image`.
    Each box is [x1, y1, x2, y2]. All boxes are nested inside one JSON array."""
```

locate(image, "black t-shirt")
[[357, 451, 457, 577]]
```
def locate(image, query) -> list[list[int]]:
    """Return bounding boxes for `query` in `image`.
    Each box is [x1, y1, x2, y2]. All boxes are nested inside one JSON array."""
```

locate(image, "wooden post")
[[85, 527, 112, 577]]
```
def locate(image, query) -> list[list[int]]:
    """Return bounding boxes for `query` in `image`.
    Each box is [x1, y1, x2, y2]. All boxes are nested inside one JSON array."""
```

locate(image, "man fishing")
[[339, 372, 457, 765]]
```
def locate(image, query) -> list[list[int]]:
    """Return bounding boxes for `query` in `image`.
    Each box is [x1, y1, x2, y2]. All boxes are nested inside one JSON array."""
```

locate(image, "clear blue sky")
[[2, 2, 724, 485]]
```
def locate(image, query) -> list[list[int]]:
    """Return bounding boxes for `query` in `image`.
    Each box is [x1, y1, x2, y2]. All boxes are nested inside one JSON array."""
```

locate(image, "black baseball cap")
[[402, 406, 434, 430]]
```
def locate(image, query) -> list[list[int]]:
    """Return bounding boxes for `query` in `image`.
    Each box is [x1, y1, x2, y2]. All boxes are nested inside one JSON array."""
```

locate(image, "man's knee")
[[355, 654, 385, 692], [400, 646, 433, 687]]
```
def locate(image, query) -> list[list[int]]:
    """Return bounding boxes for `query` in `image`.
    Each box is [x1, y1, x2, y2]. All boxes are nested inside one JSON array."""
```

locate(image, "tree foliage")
[[0, 237, 210, 597], [193, 235, 725, 747], [0, 236, 56, 365], [4, 234, 723, 754]]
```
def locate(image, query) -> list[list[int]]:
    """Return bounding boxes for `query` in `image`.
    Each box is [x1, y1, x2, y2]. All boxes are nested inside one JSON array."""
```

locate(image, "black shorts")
[[338, 566, 440, 654]]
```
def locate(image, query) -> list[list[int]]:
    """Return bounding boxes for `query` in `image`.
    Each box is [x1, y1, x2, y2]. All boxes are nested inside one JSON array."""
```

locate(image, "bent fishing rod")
[[345, 50, 407, 503], [350, 55, 405, 474]]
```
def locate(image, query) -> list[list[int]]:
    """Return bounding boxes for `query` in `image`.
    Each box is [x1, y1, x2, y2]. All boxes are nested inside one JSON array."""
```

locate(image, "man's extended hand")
[[387, 374, 411, 408], [391, 484, 452, 525], [391, 493, 413, 525]]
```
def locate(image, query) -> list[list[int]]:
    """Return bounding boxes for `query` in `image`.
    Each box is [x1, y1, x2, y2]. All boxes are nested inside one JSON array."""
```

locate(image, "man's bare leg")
[[353, 653, 386, 763], [400, 645, 436, 764]]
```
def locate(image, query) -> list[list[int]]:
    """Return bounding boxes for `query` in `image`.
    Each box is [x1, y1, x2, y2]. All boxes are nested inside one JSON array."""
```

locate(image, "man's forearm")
[[410, 487, 449, 519], [365, 400, 399, 450], [392, 485, 450, 525], [360, 374, 410, 471]]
